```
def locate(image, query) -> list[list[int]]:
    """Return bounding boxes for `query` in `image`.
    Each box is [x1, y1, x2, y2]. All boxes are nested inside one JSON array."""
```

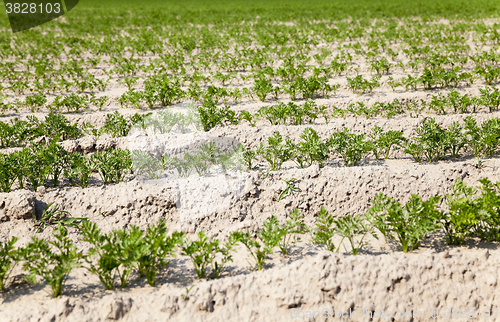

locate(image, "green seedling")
[[277, 208, 307, 256], [334, 212, 376, 255], [65, 153, 94, 188], [327, 128, 373, 166], [0, 153, 17, 193], [20, 225, 83, 297], [182, 231, 236, 279], [91, 148, 132, 184], [0, 237, 18, 292], [90, 95, 109, 111], [369, 126, 406, 160], [243, 149, 257, 170], [112, 225, 145, 288], [442, 178, 482, 245], [295, 127, 330, 168], [278, 178, 301, 201], [80, 221, 143, 289], [231, 215, 281, 270], [257, 131, 295, 171], [369, 193, 443, 253], [311, 206, 336, 252], [162, 153, 194, 178], [131, 150, 164, 179], [24, 93, 47, 112], [35, 202, 87, 233]]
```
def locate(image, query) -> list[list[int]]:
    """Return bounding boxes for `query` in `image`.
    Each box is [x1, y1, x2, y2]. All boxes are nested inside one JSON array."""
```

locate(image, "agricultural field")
[[1, 0, 500, 320]]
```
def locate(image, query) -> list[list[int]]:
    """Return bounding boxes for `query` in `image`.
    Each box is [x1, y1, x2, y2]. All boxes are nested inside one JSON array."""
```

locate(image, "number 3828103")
[[5, 3, 61, 14]]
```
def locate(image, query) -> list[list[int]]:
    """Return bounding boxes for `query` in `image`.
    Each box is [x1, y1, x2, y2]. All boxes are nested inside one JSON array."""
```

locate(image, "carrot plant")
[[368, 126, 406, 160], [80, 222, 143, 289], [256, 131, 295, 171], [476, 178, 500, 242], [276, 209, 307, 256], [19, 142, 56, 190], [311, 206, 336, 252], [334, 212, 376, 255], [295, 127, 330, 168], [0, 153, 17, 192], [0, 237, 18, 292], [91, 148, 132, 184], [20, 225, 83, 297], [277, 180, 300, 204], [346, 75, 381, 94], [231, 215, 282, 270], [442, 178, 481, 245], [132, 151, 164, 180], [198, 102, 238, 131], [369, 193, 443, 253], [65, 153, 94, 188], [327, 128, 373, 166], [181, 231, 236, 279], [34, 203, 86, 233]]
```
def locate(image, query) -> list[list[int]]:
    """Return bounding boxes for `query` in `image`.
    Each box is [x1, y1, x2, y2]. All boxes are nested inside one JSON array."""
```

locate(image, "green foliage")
[[257, 100, 327, 126], [463, 116, 483, 158], [442, 178, 482, 245], [369, 125, 406, 160], [42, 113, 80, 141], [231, 215, 282, 270], [52, 94, 89, 113], [346, 75, 381, 94], [0, 237, 18, 292], [143, 108, 199, 134], [0, 113, 79, 149], [369, 193, 443, 253], [257, 103, 288, 125], [19, 142, 56, 190], [256, 131, 295, 171], [20, 225, 83, 297], [243, 149, 257, 170], [24, 93, 47, 112], [34, 202, 86, 233], [327, 128, 372, 166], [476, 178, 500, 242], [479, 86, 500, 112], [295, 128, 330, 168], [252, 76, 274, 102], [112, 226, 145, 288], [91, 148, 132, 184], [311, 206, 336, 252], [101, 111, 150, 138], [181, 231, 236, 279], [276, 208, 307, 256], [80, 221, 143, 289], [387, 76, 401, 92], [370, 57, 392, 75], [118, 88, 143, 109], [162, 153, 194, 177], [132, 151, 164, 179], [65, 153, 94, 188], [0, 153, 17, 193], [278, 178, 301, 201], [446, 121, 468, 159], [46, 141, 72, 187], [90, 95, 110, 111], [334, 212, 376, 255], [198, 101, 238, 131], [143, 74, 185, 107], [415, 117, 449, 162]]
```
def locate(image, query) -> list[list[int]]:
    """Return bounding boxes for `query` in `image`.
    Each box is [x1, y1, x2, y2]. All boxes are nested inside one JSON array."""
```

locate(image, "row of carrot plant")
[[1, 177, 499, 297]]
